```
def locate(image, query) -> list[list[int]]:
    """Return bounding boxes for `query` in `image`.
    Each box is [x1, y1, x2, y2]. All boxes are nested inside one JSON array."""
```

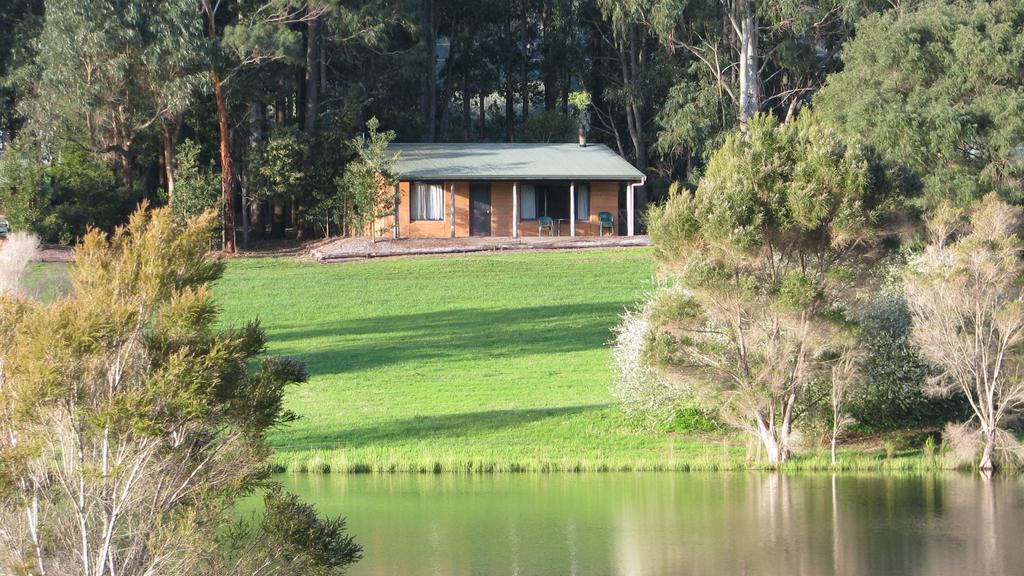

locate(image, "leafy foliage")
[[168, 138, 220, 228], [815, 0, 1024, 209], [0, 206, 359, 574], [629, 113, 902, 463], [654, 68, 734, 170], [14, 0, 205, 170], [0, 140, 134, 242], [849, 291, 969, 430], [519, 110, 578, 143], [222, 487, 362, 576], [337, 117, 397, 240], [248, 126, 307, 205]]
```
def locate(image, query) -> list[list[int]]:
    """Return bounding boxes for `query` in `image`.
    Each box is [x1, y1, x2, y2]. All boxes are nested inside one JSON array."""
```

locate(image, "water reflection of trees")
[[282, 473, 1024, 576], [608, 473, 1024, 576]]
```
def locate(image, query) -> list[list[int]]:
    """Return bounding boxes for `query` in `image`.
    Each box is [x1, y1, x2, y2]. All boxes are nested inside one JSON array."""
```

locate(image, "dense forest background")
[[1, 0, 1021, 251]]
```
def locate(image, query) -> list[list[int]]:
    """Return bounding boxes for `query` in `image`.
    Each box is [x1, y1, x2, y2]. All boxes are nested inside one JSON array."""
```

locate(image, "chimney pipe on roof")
[[578, 126, 587, 147]]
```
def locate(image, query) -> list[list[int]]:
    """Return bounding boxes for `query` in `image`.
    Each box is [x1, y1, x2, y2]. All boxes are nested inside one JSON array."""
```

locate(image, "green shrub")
[[849, 293, 970, 429], [518, 110, 578, 143], [923, 435, 937, 459], [0, 141, 50, 232], [661, 406, 722, 434], [168, 138, 219, 228], [0, 140, 133, 243]]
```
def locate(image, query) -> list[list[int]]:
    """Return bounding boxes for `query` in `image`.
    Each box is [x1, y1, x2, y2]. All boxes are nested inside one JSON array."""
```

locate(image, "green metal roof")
[[388, 143, 645, 181]]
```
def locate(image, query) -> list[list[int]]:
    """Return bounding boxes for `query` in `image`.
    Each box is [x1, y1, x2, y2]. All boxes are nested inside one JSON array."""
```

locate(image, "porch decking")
[[311, 235, 651, 263]]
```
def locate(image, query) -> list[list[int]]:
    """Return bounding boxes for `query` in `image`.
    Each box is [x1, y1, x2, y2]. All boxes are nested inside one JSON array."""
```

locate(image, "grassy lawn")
[[214, 248, 749, 472], [215, 248, 946, 474], [21, 262, 72, 301], [10, 250, 945, 473], [17, 251, 944, 473]]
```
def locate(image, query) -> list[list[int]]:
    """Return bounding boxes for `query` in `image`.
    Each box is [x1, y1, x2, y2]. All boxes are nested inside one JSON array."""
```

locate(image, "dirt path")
[[312, 235, 652, 263], [37, 244, 74, 263], [29, 235, 650, 264]]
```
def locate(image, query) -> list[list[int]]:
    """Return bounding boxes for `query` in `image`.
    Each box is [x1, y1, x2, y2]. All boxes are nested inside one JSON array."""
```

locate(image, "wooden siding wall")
[[376, 180, 471, 238], [382, 180, 622, 238]]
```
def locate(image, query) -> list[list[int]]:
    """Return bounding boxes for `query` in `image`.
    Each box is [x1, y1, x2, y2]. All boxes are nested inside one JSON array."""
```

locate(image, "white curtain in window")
[[520, 185, 537, 219], [575, 184, 590, 220], [411, 182, 444, 220]]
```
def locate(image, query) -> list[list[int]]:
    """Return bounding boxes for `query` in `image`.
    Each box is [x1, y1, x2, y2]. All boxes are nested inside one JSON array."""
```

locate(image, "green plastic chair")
[[538, 216, 554, 236], [598, 212, 615, 236]]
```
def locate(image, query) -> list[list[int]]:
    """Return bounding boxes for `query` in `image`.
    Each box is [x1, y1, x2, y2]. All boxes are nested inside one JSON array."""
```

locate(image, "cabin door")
[[470, 183, 492, 237]]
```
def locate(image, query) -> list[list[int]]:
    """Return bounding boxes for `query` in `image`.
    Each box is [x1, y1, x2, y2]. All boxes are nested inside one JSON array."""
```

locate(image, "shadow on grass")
[[267, 302, 628, 376], [279, 404, 608, 450]]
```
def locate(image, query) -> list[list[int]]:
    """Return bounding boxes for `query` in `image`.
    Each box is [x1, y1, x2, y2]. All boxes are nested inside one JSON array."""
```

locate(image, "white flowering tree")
[[905, 195, 1024, 471], [0, 231, 39, 294]]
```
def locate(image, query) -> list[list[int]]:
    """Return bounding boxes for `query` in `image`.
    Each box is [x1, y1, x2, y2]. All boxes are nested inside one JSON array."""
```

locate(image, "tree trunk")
[[211, 69, 236, 253], [303, 15, 321, 142], [160, 126, 174, 201], [275, 91, 287, 124], [240, 170, 250, 247], [561, 73, 568, 113], [202, 1, 236, 253], [737, 9, 761, 130], [756, 413, 790, 465], [294, 199, 305, 240], [619, 25, 648, 209], [251, 199, 265, 239], [504, 3, 515, 141], [758, 428, 783, 465], [121, 148, 135, 194], [421, 0, 437, 142], [462, 74, 472, 141], [241, 196, 250, 246], [272, 202, 286, 238], [979, 432, 996, 472], [438, 32, 457, 141], [520, 0, 529, 121], [630, 33, 647, 211], [479, 89, 486, 140], [541, 0, 555, 111], [300, 13, 321, 242]]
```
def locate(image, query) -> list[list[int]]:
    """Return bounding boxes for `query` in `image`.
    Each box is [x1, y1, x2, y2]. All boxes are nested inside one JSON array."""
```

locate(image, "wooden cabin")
[[379, 143, 646, 239]]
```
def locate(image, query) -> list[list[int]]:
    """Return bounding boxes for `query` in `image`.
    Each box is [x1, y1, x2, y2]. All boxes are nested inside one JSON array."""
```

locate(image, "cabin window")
[[520, 185, 537, 219], [575, 183, 590, 220], [520, 184, 571, 220], [410, 182, 444, 221]]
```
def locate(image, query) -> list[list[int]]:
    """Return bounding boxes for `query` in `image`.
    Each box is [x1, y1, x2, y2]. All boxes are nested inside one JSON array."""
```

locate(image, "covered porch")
[[507, 180, 639, 238]]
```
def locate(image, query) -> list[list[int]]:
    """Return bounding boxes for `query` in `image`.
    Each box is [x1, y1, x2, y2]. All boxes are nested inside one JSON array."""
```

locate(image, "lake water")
[[279, 472, 1024, 576]]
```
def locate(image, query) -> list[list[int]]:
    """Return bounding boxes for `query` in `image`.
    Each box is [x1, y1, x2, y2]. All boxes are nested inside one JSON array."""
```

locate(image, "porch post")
[[569, 182, 576, 237], [393, 183, 400, 239], [512, 181, 519, 238], [627, 182, 635, 236], [450, 182, 456, 238]]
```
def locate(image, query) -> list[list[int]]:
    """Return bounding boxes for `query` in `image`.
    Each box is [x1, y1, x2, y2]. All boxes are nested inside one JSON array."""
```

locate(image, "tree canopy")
[[815, 0, 1024, 209], [632, 114, 901, 463], [1, 0, 901, 246], [0, 206, 362, 574]]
